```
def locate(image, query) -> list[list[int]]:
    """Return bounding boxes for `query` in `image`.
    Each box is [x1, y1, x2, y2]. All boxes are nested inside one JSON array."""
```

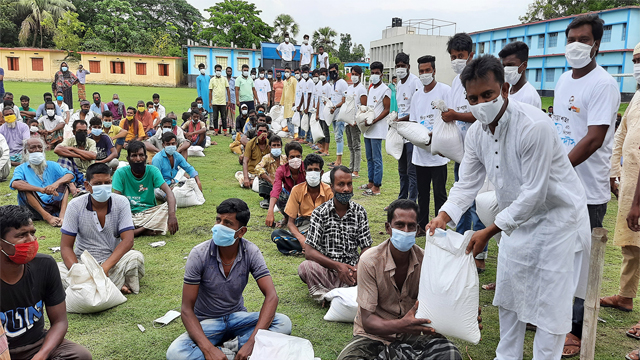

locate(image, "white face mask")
[[284, 72, 291, 78], [306, 171, 321, 187], [242, 109, 248, 115], [251, 74, 256, 80], [319, 75, 326, 82], [634, 63, 640, 84], [565, 41, 595, 69], [395, 67, 407, 79], [302, 73, 309, 79], [285, 37, 290, 43], [199, 69, 206, 75], [312, 76, 319, 84], [259, 73, 265, 79], [351, 75, 360, 83], [370, 74, 381, 85], [503, 65, 522, 86], [243, 70, 249, 77], [216, 71, 222, 77], [451, 59, 467, 75], [303, 40, 309, 45], [30, 125, 39, 133], [268, 74, 272, 79], [46, 109, 55, 117], [295, 74, 301, 80], [470, 94, 505, 126], [419, 73, 433, 86]]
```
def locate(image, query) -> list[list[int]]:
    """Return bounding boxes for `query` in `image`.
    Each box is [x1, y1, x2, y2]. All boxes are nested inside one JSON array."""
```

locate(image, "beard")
[[31, 160, 47, 176], [7, 121, 16, 129]]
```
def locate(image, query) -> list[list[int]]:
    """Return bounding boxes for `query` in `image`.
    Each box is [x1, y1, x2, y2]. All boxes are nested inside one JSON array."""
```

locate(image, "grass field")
[[0, 80, 636, 360]]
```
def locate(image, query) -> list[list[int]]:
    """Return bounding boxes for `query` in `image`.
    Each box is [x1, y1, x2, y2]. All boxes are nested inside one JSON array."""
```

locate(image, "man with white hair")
[[9, 137, 74, 227], [0, 106, 30, 166]]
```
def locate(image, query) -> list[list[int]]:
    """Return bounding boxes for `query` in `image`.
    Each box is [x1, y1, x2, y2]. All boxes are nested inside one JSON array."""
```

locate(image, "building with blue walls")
[[183, 45, 261, 88], [260, 42, 317, 73], [469, 6, 640, 100]]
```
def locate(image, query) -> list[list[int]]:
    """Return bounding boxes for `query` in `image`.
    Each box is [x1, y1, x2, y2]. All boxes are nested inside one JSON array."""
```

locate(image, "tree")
[[338, 33, 352, 62], [129, 0, 203, 44], [312, 26, 337, 54], [17, 0, 75, 47], [92, 0, 150, 52], [0, 0, 19, 46], [150, 25, 182, 57], [520, 0, 639, 22], [352, 43, 365, 62], [200, 0, 272, 49], [272, 14, 299, 44], [52, 11, 84, 53]]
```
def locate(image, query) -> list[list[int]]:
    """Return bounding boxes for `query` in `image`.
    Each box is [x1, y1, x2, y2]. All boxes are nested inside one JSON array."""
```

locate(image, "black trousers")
[[415, 164, 448, 229], [211, 104, 227, 131]]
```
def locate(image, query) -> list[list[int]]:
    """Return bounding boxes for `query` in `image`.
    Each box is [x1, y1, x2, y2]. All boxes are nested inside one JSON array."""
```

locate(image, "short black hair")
[[162, 131, 177, 144], [284, 141, 303, 156], [386, 199, 419, 224], [195, 97, 203, 102], [182, 112, 192, 121], [161, 117, 173, 126], [146, 101, 154, 108], [92, 92, 101, 98], [127, 106, 136, 112], [256, 104, 266, 112], [269, 135, 282, 146], [304, 153, 324, 170], [153, 93, 160, 99], [303, 34, 309, 39], [86, 163, 112, 182], [294, 67, 300, 73], [217, 198, 251, 227], [190, 102, 198, 108], [319, 67, 327, 74], [258, 67, 265, 72], [498, 41, 529, 63], [284, 65, 291, 70], [460, 54, 505, 88], [44, 100, 55, 109], [329, 63, 339, 71], [370, 61, 383, 71], [72, 119, 87, 131], [102, 110, 113, 118], [20, 95, 29, 101], [447, 32, 473, 54], [351, 65, 362, 75], [198, 63, 205, 69], [301, 65, 310, 72], [566, 14, 604, 42], [0, 205, 33, 239], [256, 122, 269, 132], [395, 52, 410, 66], [417, 55, 436, 70], [329, 165, 351, 185], [242, 64, 249, 70], [43, 92, 52, 99], [89, 116, 102, 127], [214, 64, 222, 70], [126, 140, 146, 157]]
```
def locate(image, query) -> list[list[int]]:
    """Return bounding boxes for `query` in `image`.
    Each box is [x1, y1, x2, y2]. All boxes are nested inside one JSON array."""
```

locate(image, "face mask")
[[130, 161, 146, 175], [94, 99, 101, 105], [451, 58, 467, 75], [75, 131, 87, 143], [242, 109, 248, 115], [306, 171, 321, 187], [200, 69, 206, 75], [28, 151, 45, 165], [171, 119, 177, 127], [390, 228, 416, 252], [271, 148, 282, 157], [1, 238, 39, 264], [565, 41, 595, 69], [148, 108, 155, 113], [30, 126, 39, 133], [503, 65, 522, 86], [153, 309, 181, 328], [469, 94, 505, 126], [259, 73, 265, 79], [302, 73, 309, 79], [289, 157, 302, 169], [251, 74, 256, 80], [90, 184, 112, 203], [81, 108, 89, 114], [330, 71, 338, 80], [57, 95, 64, 101], [319, 75, 326, 82], [211, 224, 240, 247], [4, 114, 16, 123], [395, 67, 407, 79], [351, 75, 359, 83], [295, 74, 301, 80], [634, 63, 640, 84], [216, 71, 222, 77], [126, 115, 134, 121], [103, 121, 112, 128], [268, 74, 272, 79], [137, 106, 145, 112], [61, 66, 68, 72], [285, 37, 290, 42], [243, 70, 249, 77], [419, 73, 433, 86], [46, 109, 55, 117], [91, 128, 102, 136], [334, 192, 353, 205], [312, 76, 319, 84], [370, 74, 381, 85], [162, 127, 172, 134], [197, 103, 203, 108], [284, 72, 291, 79], [113, 99, 119, 104], [258, 110, 264, 114], [303, 40, 309, 45], [165, 145, 177, 156]]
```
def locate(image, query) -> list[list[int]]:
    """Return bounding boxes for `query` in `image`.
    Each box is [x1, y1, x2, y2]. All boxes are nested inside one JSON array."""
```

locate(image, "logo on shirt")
[[568, 96, 580, 113], [1, 300, 43, 337], [138, 184, 148, 193]]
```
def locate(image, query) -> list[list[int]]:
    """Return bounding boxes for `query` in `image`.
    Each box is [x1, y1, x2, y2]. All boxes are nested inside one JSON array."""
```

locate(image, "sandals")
[[627, 349, 640, 360], [362, 189, 380, 196], [600, 295, 633, 312], [627, 322, 640, 340], [358, 184, 370, 190], [482, 283, 496, 291], [562, 334, 581, 358]]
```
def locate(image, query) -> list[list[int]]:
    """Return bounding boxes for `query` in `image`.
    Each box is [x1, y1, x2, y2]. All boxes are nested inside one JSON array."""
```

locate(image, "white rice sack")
[[385, 122, 404, 160], [187, 145, 205, 157], [311, 119, 325, 143], [173, 178, 205, 208], [271, 121, 282, 133], [476, 190, 501, 243], [322, 97, 335, 123], [337, 95, 356, 125], [250, 330, 315, 360], [321, 171, 331, 185], [431, 114, 464, 163], [292, 112, 301, 127], [301, 112, 310, 131], [356, 106, 374, 133], [277, 130, 289, 138], [417, 229, 481, 344], [323, 286, 358, 323], [205, 136, 211, 148], [268, 105, 283, 120], [117, 161, 129, 169], [396, 121, 432, 151]]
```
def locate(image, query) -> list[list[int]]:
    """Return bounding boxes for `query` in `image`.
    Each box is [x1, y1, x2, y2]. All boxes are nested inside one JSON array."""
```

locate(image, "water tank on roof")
[[392, 18, 402, 28]]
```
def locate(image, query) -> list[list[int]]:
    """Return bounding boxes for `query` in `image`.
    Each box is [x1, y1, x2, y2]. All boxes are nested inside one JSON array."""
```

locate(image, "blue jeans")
[[454, 162, 486, 256], [333, 120, 345, 155], [364, 138, 383, 187], [166, 312, 292, 360], [398, 143, 418, 201], [286, 118, 294, 137]]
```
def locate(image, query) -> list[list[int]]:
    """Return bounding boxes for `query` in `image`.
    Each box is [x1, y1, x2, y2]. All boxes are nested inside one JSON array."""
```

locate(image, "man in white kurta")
[[428, 55, 590, 359]]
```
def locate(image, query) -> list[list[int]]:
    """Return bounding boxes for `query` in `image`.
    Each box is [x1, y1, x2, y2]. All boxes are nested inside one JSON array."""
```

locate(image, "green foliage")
[[520, 0, 640, 22], [352, 44, 365, 62], [200, 0, 272, 49], [272, 14, 299, 44], [0, 0, 19, 46], [312, 26, 337, 54], [52, 11, 84, 53], [129, 0, 203, 45], [17, 0, 75, 47], [338, 33, 352, 62], [150, 28, 183, 57]]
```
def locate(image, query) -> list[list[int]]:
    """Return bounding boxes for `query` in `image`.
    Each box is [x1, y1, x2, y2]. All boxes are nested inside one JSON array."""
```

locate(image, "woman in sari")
[[54, 62, 79, 109]]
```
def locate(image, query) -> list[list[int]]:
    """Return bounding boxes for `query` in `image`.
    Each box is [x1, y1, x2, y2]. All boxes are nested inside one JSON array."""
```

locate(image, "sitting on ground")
[[101, 110, 127, 158], [181, 110, 208, 148], [265, 141, 306, 228], [54, 119, 97, 195], [88, 117, 120, 171], [147, 116, 190, 159], [119, 107, 147, 147], [254, 134, 286, 209], [36, 101, 65, 150], [0, 106, 30, 166], [152, 132, 202, 201], [235, 122, 270, 189]]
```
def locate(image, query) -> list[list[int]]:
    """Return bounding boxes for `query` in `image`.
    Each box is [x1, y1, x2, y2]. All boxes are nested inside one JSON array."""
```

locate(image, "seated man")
[[54, 119, 97, 194], [59, 163, 145, 295], [119, 107, 147, 147], [1, 205, 92, 360], [272, 153, 330, 256], [152, 132, 202, 200], [106, 94, 125, 122], [36, 101, 65, 149], [134, 100, 154, 137], [102, 110, 127, 158], [181, 110, 208, 147], [265, 141, 306, 228], [10, 137, 74, 227], [19, 95, 36, 121], [0, 106, 30, 166], [69, 100, 95, 123], [298, 165, 372, 302], [166, 198, 292, 360], [28, 118, 40, 137], [0, 94, 22, 122], [235, 122, 270, 189], [112, 140, 178, 237], [89, 92, 109, 118], [0, 133, 9, 181], [235, 103, 249, 135], [147, 101, 161, 128], [148, 117, 190, 159], [254, 134, 286, 209], [88, 116, 119, 171], [35, 92, 63, 118], [54, 90, 71, 124], [336, 199, 464, 360]]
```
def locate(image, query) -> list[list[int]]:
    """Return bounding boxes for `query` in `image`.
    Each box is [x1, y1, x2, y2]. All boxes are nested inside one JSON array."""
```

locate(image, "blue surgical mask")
[[211, 224, 241, 247], [271, 148, 282, 157], [90, 184, 112, 203], [113, 99, 120, 105], [197, 103, 203, 108], [165, 145, 177, 156], [390, 228, 417, 252], [103, 121, 112, 128], [162, 127, 172, 134], [61, 66, 68, 72], [28, 152, 45, 166], [57, 95, 64, 101], [171, 119, 177, 127], [91, 128, 102, 136]]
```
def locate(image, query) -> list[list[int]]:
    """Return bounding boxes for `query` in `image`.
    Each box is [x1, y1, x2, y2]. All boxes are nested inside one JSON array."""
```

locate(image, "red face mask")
[[2, 238, 39, 264]]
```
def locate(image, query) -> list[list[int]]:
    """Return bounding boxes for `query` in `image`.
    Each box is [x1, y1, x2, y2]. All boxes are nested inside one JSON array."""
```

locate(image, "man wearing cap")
[[70, 100, 95, 123]]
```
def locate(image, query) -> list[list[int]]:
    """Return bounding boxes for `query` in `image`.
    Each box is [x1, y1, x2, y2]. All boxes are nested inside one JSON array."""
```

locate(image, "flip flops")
[[600, 295, 633, 312], [362, 189, 380, 196]]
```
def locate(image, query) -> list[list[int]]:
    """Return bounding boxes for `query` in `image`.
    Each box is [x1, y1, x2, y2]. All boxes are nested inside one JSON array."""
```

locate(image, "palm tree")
[[17, 0, 75, 47], [272, 14, 299, 44], [312, 26, 337, 53]]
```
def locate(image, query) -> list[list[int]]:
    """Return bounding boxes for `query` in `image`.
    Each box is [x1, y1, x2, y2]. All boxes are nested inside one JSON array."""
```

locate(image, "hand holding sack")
[[292, 112, 302, 127], [337, 94, 356, 125], [396, 121, 432, 151], [386, 121, 404, 160], [430, 100, 464, 163], [355, 105, 375, 133], [300, 112, 310, 131], [322, 97, 335, 123]]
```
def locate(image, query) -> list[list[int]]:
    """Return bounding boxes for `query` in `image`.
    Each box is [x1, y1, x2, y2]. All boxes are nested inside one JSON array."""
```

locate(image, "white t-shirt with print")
[[510, 81, 542, 109], [254, 78, 271, 105], [277, 42, 295, 61], [552, 66, 620, 205], [364, 83, 391, 139], [396, 73, 422, 118], [331, 79, 348, 105], [317, 53, 328, 68], [317, 82, 332, 120], [300, 44, 314, 66], [447, 75, 472, 144], [409, 82, 451, 167], [347, 82, 367, 124], [37, 115, 64, 131]]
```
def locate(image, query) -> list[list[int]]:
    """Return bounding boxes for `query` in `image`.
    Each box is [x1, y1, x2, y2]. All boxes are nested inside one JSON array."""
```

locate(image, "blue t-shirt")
[[93, 133, 114, 161], [0, 68, 4, 96], [151, 149, 198, 185], [10, 161, 74, 205]]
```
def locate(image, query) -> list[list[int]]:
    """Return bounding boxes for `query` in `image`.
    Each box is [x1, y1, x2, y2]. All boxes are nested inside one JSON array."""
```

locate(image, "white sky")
[[186, 0, 533, 54]]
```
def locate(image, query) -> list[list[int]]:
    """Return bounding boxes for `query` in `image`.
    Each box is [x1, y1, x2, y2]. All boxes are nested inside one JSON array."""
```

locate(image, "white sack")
[[205, 136, 211, 148], [252, 176, 259, 193], [173, 178, 205, 208], [187, 146, 205, 157], [321, 171, 331, 185], [250, 329, 315, 360], [277, 130, 289, 138], [431, 115, 464, 163], [355, 105, 374, 133], [117, 161, 129, 170], [417, 229, 481, 344], [385, 122, 404, 160], [396, 121, 432, 151], [301, 112, 310, 131], [323, 286, 358, 323], [322, 97, 335, 123], [292, 112, 301, 127], [271, 121, 282, 133], [268, 105, 283, 120], [476, 190, 501, 244], [311, 119, 325, 143], [65, 251, 127, 314], [337, 95, 356, 125]]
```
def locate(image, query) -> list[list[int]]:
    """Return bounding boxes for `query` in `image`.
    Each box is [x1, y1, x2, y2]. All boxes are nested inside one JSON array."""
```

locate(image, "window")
[[237, 57, 249, 69], [215, 56, 228, 69], [7, 57, 19, 71], [548, 32, 558, 48], [622, 23, 627, 41], [31, 58, 43, 71], [479, 42, 485, 54], [545, 68, 555, 82], [538, 35, 545, 49], [501, 39, 506, 48], [89, 60, 101, 73], [535, 69, 541, 82], [110, 61, 125, 74], [158, 64, 169, 77], [526, 36, 532, 48], [135, 63, 147, 75], [194, 55, 207, 68], [602, 25, 612, 42]]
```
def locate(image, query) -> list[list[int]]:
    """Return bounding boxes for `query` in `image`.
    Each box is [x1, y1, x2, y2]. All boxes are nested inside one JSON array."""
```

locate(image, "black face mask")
[[81, 109, 89, 114], [330, 71, 338, 80], [75, 131, 87, 144], [130, 161, 146, 175], [94, 99, 101, 105]]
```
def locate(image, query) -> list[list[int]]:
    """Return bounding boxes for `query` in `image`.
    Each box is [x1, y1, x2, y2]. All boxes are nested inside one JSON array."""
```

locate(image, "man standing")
[[254, 67, 272, 109], [195, 63, 212, 129], [428, 55, 591, 359], [208, 64, 231, 135], [235, 64, 259, 112], [499, 41, 542, 108], [551, 14, 621, 357], [0, 107, 30, 166], [345, 66, 367, 178], [0, 66, 3, 100], [277, 33, 296, 68], [273, 71, 284, 107], [282, 66, 298, 138], [226, 67, 236, 131], [76, 64, 90, 101], [317, 46, 328, 70], [316, 68, 332, 155], [300, 34, 314, 69], [54, 120, 97, 194], [329, 64, 348, 166]]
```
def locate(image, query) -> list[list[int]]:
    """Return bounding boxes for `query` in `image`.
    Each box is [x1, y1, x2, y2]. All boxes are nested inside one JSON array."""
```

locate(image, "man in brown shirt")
[[235, 123, 270, 189], [337, 199, 463, 360]]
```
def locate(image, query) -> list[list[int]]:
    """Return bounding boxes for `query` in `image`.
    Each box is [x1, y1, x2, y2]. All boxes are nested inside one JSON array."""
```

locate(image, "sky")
[[186, 0, 533, 54]]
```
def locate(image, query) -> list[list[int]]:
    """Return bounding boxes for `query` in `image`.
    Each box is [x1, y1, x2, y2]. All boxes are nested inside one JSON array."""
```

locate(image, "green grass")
[[0, 81, 634, 359]]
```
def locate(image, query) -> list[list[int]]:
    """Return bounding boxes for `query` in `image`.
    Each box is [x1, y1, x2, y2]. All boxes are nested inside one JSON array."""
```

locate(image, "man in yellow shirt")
[[102, 110, 127, 157], [208, 64, 231, 136], [280, 65, 298, 138], [119, 107, 146, 146]]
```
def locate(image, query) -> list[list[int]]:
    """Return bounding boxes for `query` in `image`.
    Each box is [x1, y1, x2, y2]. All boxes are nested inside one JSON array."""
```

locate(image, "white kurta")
[[440, 100, 591, 335]]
